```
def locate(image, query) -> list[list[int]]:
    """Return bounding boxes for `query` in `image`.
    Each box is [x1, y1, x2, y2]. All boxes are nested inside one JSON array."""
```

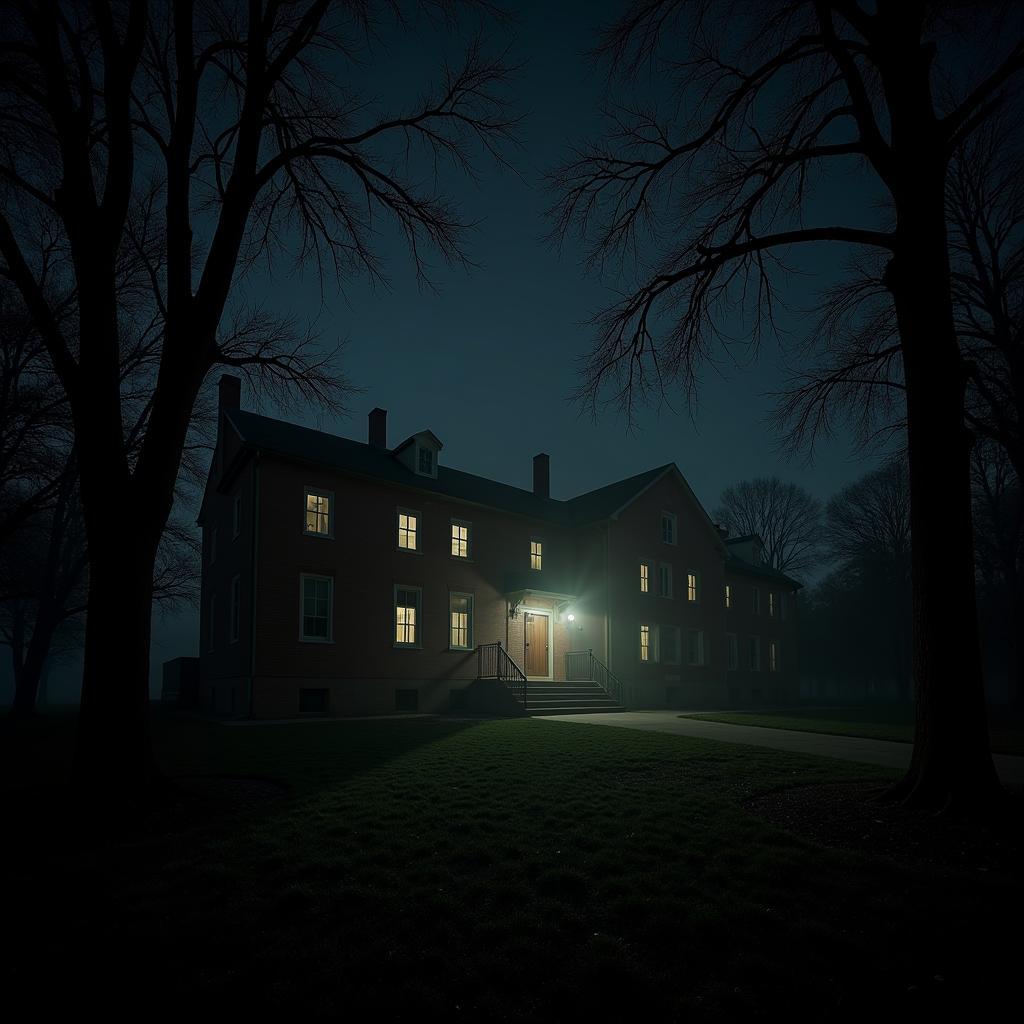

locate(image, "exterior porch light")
[[567, 613, 575, 623]]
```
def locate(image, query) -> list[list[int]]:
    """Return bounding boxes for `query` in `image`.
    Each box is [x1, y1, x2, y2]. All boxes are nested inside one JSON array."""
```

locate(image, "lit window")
[[769, 640, 779, 672], [749, 636, 761, 671], [769, 592, 776, 617], [398, 509, 419, 551], [395, 586, 421, 646], [449, 593, 473, 649], [304, 489, 333, 536], [686, 629, 705, 666], [659, 563, 673, 598], [300, 575, 332, 642], [661, 512, 677, 545], [661, 625, 680, 664], [752, 587, 761, 614], [451, 521, 470, 558], [640, 562, 649, 593], [687, 572, 699, 602], [229, 575, 241, 644], [232, 495, 241, 538], [640, 624, 651, 662], [418, 446, 434, 475], [726, 633, 738, 671], [530, 540, 543, 571], [724, 583, 731, 609]]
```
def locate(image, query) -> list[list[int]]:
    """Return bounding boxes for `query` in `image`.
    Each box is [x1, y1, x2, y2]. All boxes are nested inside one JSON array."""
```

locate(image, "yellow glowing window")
[[640, 562, 649, 593], [640, 624, 650, 662], [398, 510, 418, 550], [687, 572, 698, 602], [725, 584, 731, 609], [305, 490, 331, 535], [395, 587, 419, 645], [450, 593, 473, 649], [451, 522, 469, 558], [530, 540, 543, 571]]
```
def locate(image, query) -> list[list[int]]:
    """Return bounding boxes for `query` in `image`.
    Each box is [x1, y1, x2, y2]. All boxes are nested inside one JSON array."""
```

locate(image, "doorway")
[[523, 610, 551, 679]]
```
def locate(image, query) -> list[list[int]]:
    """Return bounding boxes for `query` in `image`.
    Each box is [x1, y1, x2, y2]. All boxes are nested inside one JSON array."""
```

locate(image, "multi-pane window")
[[726, 633, 739, 671], [395, 586, 421, 646], [640, 562, 650, 593], [530, 540, 543, 571], [397, 509, 419, 551], [640, 624, 651, 662], [232, 495, 241, 538], [659, 563, 673, 598], [768, 592, 776, 618], [661, 512, 677, 545], [300, 575, 332, 642], [687, 572, 699, 602], [686, 629, 705, 666], [752, 587, 761, 614], [305, 489, 332, 536], [230, 575, 241, 643], [449, 593, 473, 649], [749, 635, 761, 671], [418, 447, 434, 475], [724, 583, 731, 609], [769, 640, 779, 672], [661, 625, 680, 664], [451, 521, 470, 558]]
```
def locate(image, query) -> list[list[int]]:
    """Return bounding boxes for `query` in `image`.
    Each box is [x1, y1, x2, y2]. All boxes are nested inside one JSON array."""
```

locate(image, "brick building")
[[198, 375, 801, 718]]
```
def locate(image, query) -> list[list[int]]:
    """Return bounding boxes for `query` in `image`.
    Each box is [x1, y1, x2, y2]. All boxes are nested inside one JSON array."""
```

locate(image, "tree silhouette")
[[0, 1, 514, 797], [713, 477, 820, 578], [552, 1, 1023, 809]]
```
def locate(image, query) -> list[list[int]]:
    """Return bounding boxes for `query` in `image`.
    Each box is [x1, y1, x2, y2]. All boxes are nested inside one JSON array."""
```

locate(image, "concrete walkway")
[[538, 711, 1024, 787]]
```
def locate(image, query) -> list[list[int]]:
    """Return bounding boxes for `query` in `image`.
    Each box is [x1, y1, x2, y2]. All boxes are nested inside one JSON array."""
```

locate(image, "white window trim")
[[394, 583, 423, 648], [232, 495, 241, 539], [299, 573, 334, 644], [229, 574, 241, 644], [450, 519, 472, 560], [661, 511, 678, 546], [415, 443, 438, 479], [448, 591, 474, 650], [529, 537, 543, 572], [397, 507, 422, 553], [303, 486, 335, 539]]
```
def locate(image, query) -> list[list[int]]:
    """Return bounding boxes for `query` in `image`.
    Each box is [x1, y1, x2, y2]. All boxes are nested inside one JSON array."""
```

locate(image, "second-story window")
[[724, 583, 731, 609], [752, 586, 761, 614], [398, 509, 419, 551], [687, 572, 699, 602], [451, 521, 470, 558], [640, 623, 651, 662], [661, 511, 677, 545], [640, 562, 649, 593], [394, 586, 421, 646], [768, 592, 776, 617], [658, 563, 673, 598], [530, 540, 543, 571], [305, 489, 333, 537]]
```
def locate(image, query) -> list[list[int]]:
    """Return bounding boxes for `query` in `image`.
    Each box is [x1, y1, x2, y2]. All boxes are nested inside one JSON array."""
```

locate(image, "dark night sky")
[[0, 1, 896, 703]]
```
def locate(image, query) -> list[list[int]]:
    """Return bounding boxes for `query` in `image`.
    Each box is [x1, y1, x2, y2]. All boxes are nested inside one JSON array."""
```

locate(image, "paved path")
[[538, 711, 1024, 787]]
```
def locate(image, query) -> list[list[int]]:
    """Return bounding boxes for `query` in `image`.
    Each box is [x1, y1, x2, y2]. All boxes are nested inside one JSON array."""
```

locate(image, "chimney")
[[533, 453, 550, 499], [218, 374, 241, 414], [368, 407, 387, 449]]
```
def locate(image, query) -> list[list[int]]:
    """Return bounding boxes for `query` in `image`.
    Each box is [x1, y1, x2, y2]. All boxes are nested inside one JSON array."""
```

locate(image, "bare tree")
[[713, 477, 820, 577], [551, 1, 1022, 810], [0, 1, 515, 798]]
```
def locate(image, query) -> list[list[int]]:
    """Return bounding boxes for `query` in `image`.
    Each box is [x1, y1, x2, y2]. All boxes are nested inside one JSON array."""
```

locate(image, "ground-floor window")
[[769, 639, 779, 672], [660, 624, 680, 664], [449, 592, 474, 649], [749, 635, 761, 671], [300, 574, 333, 642], [726, 633, 738, 671], [686, 629, 705, 666], [639, 623, 652, 662], [395, 585, 421, 646]]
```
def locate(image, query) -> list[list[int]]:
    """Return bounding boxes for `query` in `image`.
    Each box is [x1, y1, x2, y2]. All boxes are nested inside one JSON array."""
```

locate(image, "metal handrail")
[[565, 649, 624, 706], [477, 641, 527, 707]]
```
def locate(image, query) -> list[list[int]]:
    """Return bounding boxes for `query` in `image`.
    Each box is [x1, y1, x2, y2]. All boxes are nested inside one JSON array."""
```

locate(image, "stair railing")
[[477, 641, 527, 708], [565, 649, 624, 706]]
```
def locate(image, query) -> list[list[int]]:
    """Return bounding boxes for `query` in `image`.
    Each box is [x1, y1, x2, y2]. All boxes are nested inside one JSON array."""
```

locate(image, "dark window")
[[299, 688, 328, 713], [418, 447, 433, 474], [395, 689, 419, 712]]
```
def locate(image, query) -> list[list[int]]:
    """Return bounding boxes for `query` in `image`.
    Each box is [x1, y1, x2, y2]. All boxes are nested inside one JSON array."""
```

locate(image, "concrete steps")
[[524, 682, 624, 716]]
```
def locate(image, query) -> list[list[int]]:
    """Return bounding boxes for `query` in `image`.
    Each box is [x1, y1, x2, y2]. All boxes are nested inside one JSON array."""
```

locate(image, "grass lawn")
[[3, 711, 1021, 1018], [679, 705, 1024, 755]]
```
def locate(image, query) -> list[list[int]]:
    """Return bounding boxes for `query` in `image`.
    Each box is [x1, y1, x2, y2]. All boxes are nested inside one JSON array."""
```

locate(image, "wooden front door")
[[524, 612, 549, 677]]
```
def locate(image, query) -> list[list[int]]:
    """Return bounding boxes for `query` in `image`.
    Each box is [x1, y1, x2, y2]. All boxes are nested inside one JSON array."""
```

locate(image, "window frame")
[[448, 591, 474, 650], [660, 511, 677, 546], [687, 570, 699, 603], [639, 622, 654, 662], [530, 538, 543, 571], [769, 639, 779, 673], [726, 633, 739, 671], [394, 583, 423, 648], [303, 487, 335, 539], [749, 635, 761, 672], [661, 624, 681, 665], [397, 507, 421, 553], [299, 573, 334, 644], [752, 586, 761, 615], [639, 561, 650, 594], [724, 583, 731, 609], [658, 562, 673, 599], [450, 519, 472, 560], [686, 628, 705, 667], [768, 591, 776, 618], [229, 574, 241, 644]]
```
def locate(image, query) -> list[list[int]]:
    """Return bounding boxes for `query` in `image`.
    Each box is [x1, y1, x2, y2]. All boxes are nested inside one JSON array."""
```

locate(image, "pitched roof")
[[223, 409, 672, 527], [724, 551, 803, 589]]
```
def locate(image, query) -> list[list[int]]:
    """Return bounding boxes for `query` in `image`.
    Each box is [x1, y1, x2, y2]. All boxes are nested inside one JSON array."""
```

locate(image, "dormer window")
[[394, 430, 443, 479], [418, 446, 434, 475]]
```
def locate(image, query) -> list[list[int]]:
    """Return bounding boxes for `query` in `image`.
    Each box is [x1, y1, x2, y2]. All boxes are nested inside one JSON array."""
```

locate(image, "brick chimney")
[[533, 453, 550, 499], [218, 373, 241, 414], [368, 407, 387, 449]]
